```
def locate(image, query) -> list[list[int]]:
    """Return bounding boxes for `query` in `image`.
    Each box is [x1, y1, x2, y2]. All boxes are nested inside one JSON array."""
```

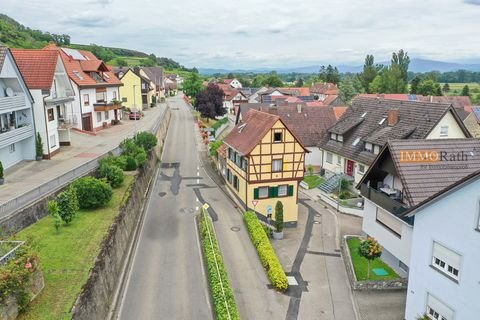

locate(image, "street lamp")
[[336, 164, 342, 213]]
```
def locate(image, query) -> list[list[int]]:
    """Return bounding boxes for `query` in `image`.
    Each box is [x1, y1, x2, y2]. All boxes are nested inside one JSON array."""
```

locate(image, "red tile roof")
[[358, 93, 411, 100], [224, 79, 233, 84], [43, 44, 122, 88], [11, 49, 59, 90], [333, 106, 348, 120], [311, 82, 339, 95]]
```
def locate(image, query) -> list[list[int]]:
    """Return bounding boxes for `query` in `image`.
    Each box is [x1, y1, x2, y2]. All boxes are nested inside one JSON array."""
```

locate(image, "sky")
[[3, 0, 480, 69]]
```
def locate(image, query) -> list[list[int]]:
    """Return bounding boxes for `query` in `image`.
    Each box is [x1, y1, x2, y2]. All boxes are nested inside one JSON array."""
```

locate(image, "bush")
[[47, 200, 62, 232], [199, 212, 240, 320], [125, 156, 137, 171], [274, 201, 284, 233], [134, 131, 157, 152], [36, 132, 43, 158], [243, 211, 288, 291], [72, 177, 113, 209], [57, 186, 78, 225], [209, 140, 223, 157], [98, 163, 124, 188], [135, 149, 147, 167], [99, 155, 128, 171], [120, 137, 143, 156], [0, 161, 3, 179]]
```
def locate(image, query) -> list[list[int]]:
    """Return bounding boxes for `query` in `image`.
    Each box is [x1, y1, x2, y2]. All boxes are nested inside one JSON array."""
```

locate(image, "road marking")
[[195, 206, 199, 211], [196, 197, 199, 202], [197, 171, 200, 176], [197, 179, 200, 184]]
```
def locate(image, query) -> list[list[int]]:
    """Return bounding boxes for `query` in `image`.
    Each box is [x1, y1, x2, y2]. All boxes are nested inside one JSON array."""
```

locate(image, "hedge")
[[199, 211, 240, 320], [243, 211, 288, 291]]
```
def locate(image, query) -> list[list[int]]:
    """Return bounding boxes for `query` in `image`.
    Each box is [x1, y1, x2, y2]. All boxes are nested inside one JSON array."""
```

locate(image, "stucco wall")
[[119, 71, 143, 111], [426, 110, 467, 139]]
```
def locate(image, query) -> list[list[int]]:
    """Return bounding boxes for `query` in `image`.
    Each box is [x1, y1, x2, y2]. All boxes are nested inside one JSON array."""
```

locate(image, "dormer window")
[[365, 142, 373, 152], [331, 133, 337, 140], [374, 145, 380, 155], [337, 135, 343, 142], [330, 133, 343, 142]]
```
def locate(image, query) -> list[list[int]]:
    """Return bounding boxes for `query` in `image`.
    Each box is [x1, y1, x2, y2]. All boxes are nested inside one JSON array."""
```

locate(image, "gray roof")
[[141, 67, 164, 86], [319, 97, 470, 165], [0, 45, 8, 72]]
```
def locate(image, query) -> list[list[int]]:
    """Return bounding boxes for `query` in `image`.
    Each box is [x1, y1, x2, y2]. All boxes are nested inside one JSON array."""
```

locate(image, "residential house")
[[136, 67, 157, 106], [236, 103, 338, 168], [44, 44, 123, 133], [319, 97, 470, 184], [357, 139, 480, 320], [258, 87, 312, 103], [12, 49, 75, 158], [223, 78, 242, 89], [220, 84, 247, 114], [164, 76, 177, 96], [248, 86, 268, 103], [0, 45, 36, 169], [311, 82, 339, 101], [463, 106, 480, 138], [224, 109, 308, 226], [114, 67, 152, 111], [141, 67, 165, 99]]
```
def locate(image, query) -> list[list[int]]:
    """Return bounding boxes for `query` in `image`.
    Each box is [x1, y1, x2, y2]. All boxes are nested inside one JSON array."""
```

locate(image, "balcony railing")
[[360, 183, 408, 216], [0, 124, 34, 149], [0, 94, 25, 112], [93, 102, 122, 112]]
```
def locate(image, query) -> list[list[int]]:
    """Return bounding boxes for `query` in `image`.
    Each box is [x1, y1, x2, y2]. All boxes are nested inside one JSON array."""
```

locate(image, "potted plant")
[[272, 200, 284, 240], [0, 161, 4, 185], [35, 132, 43, 161]]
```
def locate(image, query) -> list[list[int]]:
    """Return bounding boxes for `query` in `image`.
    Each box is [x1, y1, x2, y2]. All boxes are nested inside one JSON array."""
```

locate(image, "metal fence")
[[0, 240, 25, 265], [0, 107, 167, 221]]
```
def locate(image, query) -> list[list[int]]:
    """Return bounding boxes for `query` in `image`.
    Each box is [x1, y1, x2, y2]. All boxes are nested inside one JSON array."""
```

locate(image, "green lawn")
[[347, 237, 400, 281], [441, 82, 480, 94], [15, 175, 135, 320], [303, 175, 325, 189]]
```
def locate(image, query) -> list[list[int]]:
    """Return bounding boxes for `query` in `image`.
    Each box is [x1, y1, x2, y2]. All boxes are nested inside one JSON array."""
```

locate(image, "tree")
[[339, 77, 359, 104], [263, 72, 284, 87], [252, 75, 266, 87], [194, 84, 226, 119], [183, 72, 203, 97], [461, 85, 470, 96], [358, 237, 383, 279], [295, 78, 304, 87], [359, 55, 380, 93], [319, 65, 340, 84], [116, 57, 127, 67], [48, 200, 62, 232], [410, 76, 421, 94], [57, 186, 79, 225], [307, 165, 314, 176], [73, 177, 113, 209], [274, 201, 284, 233], [391, 49, 410, 89], [36, 132, 43, 158], [418, 79, 442, 96], [227, 72, 234, 79]]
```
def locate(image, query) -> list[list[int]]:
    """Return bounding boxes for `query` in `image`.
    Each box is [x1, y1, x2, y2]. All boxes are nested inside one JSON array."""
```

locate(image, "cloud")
[[62, 12, 122, 28], [233, 25, 249, 36], [267, 21, 291, 34], [89, 0, 113, 6], [465, 0, 480, 4]]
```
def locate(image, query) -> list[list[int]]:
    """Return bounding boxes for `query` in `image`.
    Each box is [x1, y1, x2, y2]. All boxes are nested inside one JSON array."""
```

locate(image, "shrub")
[[243, 211, 288, 291], [263, 225, 273, 238], [0, 161, 3, 179], [125, 156, 137, 171], [72, 177, 113, 209], [274, 201, 284, 233], [135, 149, 147, 168], [47, 200, 62, 232], [35, 132, 43, 158], [99, 155, 128, 171], [134, 131, 157, 152], [57, 186, 78, 225], [199, 212, 240, 320], [120, 137, 143, 156], [98, 163, 124, 188], [358, 237, 383, 279], [209, 140, 223, 157]]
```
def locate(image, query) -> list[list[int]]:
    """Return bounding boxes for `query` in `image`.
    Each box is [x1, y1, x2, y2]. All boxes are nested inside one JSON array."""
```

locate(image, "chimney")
[[388, 109, 399, 126], [297, 104, 302, 113]]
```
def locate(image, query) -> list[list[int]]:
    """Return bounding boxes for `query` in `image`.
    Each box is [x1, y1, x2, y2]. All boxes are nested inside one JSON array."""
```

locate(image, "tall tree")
[[183, 71, 203, 97], [319, 65, 340, 84], [442, 83, 450, 93], [417, 79, 442, 96], [359, 55, 379, 93], [410, 76, 421, 94], [263, 72, 284, 87], [461, 85, 470, 96], [339, 77, 359, 104], [295, 77, 304, 87], [194, 84, 226, 119]]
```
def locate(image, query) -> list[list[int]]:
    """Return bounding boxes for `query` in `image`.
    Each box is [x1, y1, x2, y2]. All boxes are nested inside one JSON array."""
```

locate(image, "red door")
[[346, 160, 354, 177]]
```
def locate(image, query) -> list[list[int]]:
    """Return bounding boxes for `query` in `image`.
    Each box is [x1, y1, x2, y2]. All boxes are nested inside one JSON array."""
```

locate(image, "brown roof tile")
[[11, 49, 59, 90]]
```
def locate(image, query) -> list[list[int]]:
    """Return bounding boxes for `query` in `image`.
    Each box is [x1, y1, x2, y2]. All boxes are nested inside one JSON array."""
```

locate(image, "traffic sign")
[[203, 203, 210, 210], [252, 200, 259, 207]]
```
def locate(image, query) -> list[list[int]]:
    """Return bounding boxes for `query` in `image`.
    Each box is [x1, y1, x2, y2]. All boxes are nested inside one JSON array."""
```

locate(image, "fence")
[[0, 107, 166, 221], [0, 240, 25, 265]]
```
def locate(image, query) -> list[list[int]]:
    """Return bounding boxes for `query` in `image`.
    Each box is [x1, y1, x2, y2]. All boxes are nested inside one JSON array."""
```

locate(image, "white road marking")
[[195, 206, 199, 211], [197, 179, 200, 184]]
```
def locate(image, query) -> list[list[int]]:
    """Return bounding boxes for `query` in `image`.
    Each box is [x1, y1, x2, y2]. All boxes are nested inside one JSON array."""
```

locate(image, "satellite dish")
[[5, 88, 13, 97]]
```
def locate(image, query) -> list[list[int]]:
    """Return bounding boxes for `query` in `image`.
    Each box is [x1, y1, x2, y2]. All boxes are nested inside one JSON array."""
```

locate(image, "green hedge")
[[243, 211, 288, 291], [199, 212, 240, 320]]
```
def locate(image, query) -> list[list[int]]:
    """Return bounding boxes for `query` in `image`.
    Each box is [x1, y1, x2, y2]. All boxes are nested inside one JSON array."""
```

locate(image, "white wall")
[[305, 147, 322, 166], [405, 178, 480, 320], [320, 149, 368, 183], [362, 198, 413, 270], [426, 110, 467, 139]]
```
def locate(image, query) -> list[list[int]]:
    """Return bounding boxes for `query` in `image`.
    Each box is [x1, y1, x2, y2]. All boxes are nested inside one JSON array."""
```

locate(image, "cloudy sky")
[[3, 0, 480, 68]]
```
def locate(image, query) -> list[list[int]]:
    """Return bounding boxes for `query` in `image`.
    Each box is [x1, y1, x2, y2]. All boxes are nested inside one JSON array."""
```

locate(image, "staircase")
[[318, 173, 349, 193]]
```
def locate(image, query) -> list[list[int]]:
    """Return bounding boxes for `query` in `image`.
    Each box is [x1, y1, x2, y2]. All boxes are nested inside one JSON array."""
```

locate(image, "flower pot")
[[0, 178, 4, 185], [273, 231, 284, 240], [36, 155, 42, 161]]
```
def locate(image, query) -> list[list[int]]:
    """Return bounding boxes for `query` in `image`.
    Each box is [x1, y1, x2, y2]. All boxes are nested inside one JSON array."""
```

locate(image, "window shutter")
[[254, 188, 259, 200], [288, 185, 294, 196], [269, 186, 278, 198]]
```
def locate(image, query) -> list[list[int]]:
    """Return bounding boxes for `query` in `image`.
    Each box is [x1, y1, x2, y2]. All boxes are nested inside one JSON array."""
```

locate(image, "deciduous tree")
[[195, 84, 226, 119]]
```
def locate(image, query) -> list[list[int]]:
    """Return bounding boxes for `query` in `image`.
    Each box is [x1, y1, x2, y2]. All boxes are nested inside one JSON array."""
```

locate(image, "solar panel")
[[61, 48, 86, 60]]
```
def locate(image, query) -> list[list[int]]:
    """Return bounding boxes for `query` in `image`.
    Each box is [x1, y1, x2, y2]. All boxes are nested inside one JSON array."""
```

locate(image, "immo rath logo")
[[399, 150, 471, 163]]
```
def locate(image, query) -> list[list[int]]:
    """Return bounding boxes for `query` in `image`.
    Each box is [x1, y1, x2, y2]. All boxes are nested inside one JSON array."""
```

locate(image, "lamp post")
[[336, 164, 342, 213]]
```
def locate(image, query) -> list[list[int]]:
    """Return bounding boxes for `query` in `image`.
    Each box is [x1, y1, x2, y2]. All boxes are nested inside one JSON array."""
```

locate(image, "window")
[[241, 158, 248, 171], [9, 144, 15, 153], [226, 169, 233, 184], [361, 112, 367, 118], [379, 117, 386, 125], [336, 155, 341, 165], [50, 134, 56, 148], [337, 135, 343, 142], [440, 126, 449, 137], [274, 132, 282, 143], [233, 175, 239, 191], [83, 94, 90, 106], [374, 145, 380, 155], [97, 112, 102, 122], [258, 187, 269, 199], [96, 89, 106, 103], [431, 241, 461, 281], [278, 185, 288, 197], [105, 111, 109, 120], [358, 164, 365, 174], [426, 293, 454, 320], [365, 142, 373, 152], [113, 91, 117, 99], [235, 153, 242, 167], [326, 152, 333, 164], [272, 159, 283, 172], [73, 70, 84, 80], [47, 108, 55, 122], [331, 133, 337, 140]]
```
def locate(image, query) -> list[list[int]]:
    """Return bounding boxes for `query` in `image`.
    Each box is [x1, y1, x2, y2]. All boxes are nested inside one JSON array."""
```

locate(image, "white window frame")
[[358, 164, 365, 174], [278, 185, 288, 197], [336, 155, 341, 165], [9, 143, 15, 153], [330, 133, 337, 140], [365, 142, 373, 152], [440, 125, 449, 137], [326, 152, 333, 164], [426, 293, 454, 320], [272, 159, 283, 172], [431, 241, 461, 281], [337, 135, 343, 142], [50, 134, 56, 148], [96, 112, 102, 123], [258, 186, 269, 199]]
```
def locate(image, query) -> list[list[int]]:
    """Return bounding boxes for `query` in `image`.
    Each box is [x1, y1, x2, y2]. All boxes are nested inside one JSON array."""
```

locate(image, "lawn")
[[194, 110, 218, 128], [303, 175, 325, 189], [441, 82, 480, 95], [15, 175, 135, 320], [347, 237, 400, 281]]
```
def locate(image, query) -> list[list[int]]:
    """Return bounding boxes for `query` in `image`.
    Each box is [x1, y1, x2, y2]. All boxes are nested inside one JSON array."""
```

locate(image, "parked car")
[[129, 112, 141, 120]]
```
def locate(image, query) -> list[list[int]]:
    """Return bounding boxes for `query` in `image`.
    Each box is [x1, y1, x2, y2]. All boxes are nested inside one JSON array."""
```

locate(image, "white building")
[[0, 45, 36, 169], [224, 78, 242, 89], [12, 49, 75, 158]]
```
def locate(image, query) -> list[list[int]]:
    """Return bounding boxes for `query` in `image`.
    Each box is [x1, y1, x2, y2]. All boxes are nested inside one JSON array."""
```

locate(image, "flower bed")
[[199, 211, 240, 320], [243, 211, 288, 291]]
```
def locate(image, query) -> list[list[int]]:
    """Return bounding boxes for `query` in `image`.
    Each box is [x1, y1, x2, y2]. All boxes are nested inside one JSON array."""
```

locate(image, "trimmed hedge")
[[72, 177, 113, 209], [199, 212, 240, 320], [97, 163, 124, 188], [243, 211, 288, 291]]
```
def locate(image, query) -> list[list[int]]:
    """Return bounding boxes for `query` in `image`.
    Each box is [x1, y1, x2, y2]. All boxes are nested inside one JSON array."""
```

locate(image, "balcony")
[[360, 183, 409, 216], [93, 102, 122, 112], [0, 124, 34, 149], [0, 95, 25, 112]]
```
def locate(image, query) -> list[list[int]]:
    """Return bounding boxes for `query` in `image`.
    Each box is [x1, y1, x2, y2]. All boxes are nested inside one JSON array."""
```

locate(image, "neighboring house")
[[114, 67, 152, 111], [0, 45, 36, 169], [463, 106, 480, 138], [248, 86, 268, 103], [12, 49, 75, 159], [141, 67, 165, 98], [319, 97, 470, 184], [137, 67, 157, 105], [357, 139, 480, 320], [223, 89, 247, 114], [259, 87, 312, 103], [164, 77, 177, 95], [44, 44, 123, 133], [223, 109, 308, 226], [236, 103, 337, 168], [311, 82, 339, 101], [223, 78, 242, 89]]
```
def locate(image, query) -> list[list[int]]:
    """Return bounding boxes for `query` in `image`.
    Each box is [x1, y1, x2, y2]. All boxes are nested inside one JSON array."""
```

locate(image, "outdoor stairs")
[[318, 173, 350, 193]]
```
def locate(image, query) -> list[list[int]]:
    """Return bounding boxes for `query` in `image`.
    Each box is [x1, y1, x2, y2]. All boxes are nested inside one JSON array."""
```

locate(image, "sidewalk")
[[0, 103, 167, 216]]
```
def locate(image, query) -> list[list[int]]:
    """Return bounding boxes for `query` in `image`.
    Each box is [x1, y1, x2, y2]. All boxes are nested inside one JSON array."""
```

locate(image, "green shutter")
[[270, 186, 278, 198], [254, 188, 259, 200], [288, 185, 294, 196]]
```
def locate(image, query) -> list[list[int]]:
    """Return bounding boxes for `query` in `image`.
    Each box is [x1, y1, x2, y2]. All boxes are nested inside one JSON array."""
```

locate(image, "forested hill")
[[0, 14, 189, 70]]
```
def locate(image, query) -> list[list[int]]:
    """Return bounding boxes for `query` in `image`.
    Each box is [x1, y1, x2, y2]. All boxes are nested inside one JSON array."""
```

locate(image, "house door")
[[346, 160, 354, 177], [82, 113, 92, 132]]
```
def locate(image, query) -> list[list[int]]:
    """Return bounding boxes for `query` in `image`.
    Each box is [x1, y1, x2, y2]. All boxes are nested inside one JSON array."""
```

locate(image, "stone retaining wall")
[[341, 235, 408, 291]]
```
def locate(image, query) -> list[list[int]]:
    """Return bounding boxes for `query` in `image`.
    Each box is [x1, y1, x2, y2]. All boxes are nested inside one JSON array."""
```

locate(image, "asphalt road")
[[117, 95, 212, 320]]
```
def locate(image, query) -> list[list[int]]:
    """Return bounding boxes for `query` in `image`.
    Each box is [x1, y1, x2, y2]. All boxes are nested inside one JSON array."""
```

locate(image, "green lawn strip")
[[303, 175, 325, 189], [243, 211, 288, 291], [16, 175, 135, 320], [199, 211, 240, 320], [347, 237, 400, 281], [211, 117, 229, 131]]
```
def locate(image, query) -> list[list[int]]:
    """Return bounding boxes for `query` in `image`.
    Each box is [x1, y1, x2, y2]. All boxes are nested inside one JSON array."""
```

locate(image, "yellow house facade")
[[224, 109, 307, 226], [116, 69, 144, 111], [138, 68, 157, 105]]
